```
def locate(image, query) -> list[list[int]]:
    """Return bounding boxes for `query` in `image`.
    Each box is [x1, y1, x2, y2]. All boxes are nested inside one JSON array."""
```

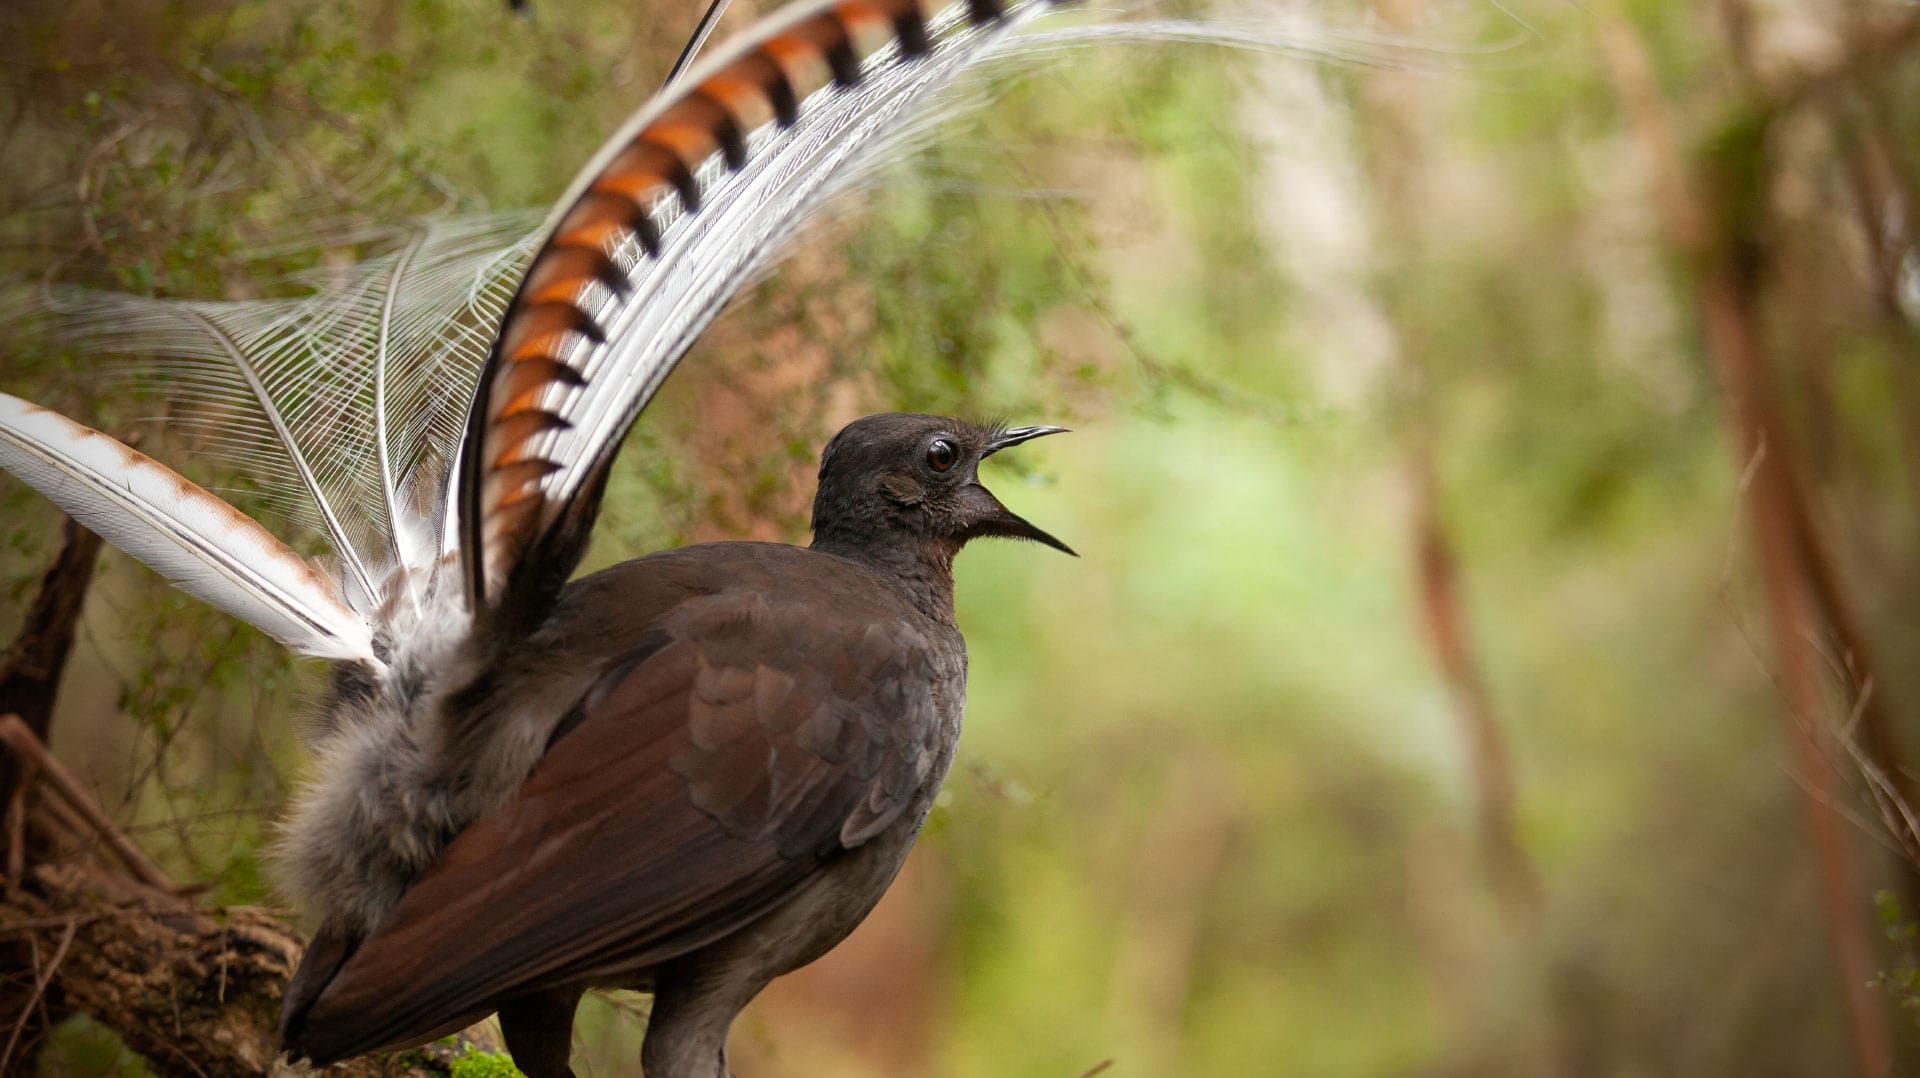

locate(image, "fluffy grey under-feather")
[[274, 559, 596, 935]]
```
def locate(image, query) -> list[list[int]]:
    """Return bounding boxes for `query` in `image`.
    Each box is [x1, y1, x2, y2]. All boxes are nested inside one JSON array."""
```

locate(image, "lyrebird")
[[3, 0, 1382, 1060], [0, 0, 1084, 1073]]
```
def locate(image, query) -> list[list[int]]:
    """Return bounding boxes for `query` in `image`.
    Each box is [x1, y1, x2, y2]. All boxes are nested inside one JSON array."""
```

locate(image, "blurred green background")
[[3, 0, 1919, 1074]]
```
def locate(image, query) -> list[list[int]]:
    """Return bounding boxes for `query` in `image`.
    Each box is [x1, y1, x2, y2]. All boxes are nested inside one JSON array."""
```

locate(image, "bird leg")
[[498, 986, 585, 1078], [640, 959, 765, 1078]]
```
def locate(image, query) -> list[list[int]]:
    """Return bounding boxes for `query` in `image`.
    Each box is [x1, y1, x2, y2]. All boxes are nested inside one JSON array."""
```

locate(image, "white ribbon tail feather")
[[0, 392, 380, 667]]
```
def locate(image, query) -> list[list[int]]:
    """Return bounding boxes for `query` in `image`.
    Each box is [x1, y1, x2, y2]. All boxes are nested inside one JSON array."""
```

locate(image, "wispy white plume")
[[44, 212, 539, 606]]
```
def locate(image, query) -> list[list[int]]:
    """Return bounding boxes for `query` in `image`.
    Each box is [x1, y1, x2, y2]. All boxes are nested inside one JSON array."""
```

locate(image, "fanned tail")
[[7, 0, 1418, 664], [0, 0, 1452, 950], [43, 213, 540, 617]]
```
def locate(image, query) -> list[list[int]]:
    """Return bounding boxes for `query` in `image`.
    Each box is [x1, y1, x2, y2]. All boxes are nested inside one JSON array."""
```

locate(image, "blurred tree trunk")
[[0, 516, 102, 1073], [1599, 12, 1910, 1074], [0, 518, 101, 825], [1362, 0, 1541, 920]]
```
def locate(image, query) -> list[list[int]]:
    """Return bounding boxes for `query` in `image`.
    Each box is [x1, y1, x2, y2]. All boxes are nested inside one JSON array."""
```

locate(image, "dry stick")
[[0, 911, 117, 935], [1599, 17, 1892, 1077], [34, 782, 94, 850], [0, 716, 173, 892], [0, 915, 74, 1072], [5, 752, 32, 885]]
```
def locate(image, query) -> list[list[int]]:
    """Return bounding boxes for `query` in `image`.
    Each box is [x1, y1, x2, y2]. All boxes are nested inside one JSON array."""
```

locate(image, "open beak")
[[975, 425, 1075, 556], [990, 508, 1077, 556]]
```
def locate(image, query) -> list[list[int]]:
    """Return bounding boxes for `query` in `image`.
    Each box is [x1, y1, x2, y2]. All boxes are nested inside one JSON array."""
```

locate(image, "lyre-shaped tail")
[[460, 0, 1062, 622], [0, 393, 378, 665], [2, 0, 1063, 665]]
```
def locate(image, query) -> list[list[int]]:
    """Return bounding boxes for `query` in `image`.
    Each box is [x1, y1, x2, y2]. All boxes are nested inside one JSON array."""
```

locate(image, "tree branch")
[[0, 718, 492, 1076]]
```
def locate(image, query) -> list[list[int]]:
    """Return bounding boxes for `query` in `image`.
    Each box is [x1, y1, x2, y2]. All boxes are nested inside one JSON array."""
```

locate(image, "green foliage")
[[448, 1049, 527, 1078], [35, 1016, 157, 1077], [1877, 891, 1920, 1027]]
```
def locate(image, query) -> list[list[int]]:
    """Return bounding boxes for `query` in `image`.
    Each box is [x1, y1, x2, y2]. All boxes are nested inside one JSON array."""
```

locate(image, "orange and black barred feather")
[[459, 0, 1062, 621]]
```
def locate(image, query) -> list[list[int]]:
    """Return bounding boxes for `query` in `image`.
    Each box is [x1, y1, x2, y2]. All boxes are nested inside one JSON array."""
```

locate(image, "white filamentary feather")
[[0, 392, 377, 664], [48, 212, 541, 610]]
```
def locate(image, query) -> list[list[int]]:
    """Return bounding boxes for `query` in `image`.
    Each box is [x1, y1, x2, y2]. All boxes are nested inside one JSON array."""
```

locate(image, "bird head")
[[811, 413, 1073, 560]]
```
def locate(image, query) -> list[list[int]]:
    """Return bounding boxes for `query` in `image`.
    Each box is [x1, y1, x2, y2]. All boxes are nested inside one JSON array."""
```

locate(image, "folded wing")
[[287, 589, 942, 1061]]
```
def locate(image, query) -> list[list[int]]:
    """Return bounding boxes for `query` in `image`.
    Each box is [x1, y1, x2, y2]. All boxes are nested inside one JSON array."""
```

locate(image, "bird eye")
[[925, 438, 958, 473]]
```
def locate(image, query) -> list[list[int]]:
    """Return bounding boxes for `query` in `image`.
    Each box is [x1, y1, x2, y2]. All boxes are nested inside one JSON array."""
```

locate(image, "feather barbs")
[[460, 0, 1060, 614], [40, 213, 541, 624], [0, 393, 380, 666]]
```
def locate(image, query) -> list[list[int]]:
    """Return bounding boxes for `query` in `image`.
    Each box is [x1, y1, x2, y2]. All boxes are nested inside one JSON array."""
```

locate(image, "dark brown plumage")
[[281, 413, 1069, 1077]]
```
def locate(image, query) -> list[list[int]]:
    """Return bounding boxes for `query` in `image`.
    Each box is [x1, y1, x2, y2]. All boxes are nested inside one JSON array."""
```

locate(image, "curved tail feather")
[[0, 392, 378, 666], [459, 0, 1063, 621]]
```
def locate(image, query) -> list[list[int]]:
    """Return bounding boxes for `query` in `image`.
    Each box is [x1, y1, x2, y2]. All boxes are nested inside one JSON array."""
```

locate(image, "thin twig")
[[0, 715, 174, 891], [0, 915, 75, 1072], [5, 754, 31, 885], [0, 910, 118, 935]]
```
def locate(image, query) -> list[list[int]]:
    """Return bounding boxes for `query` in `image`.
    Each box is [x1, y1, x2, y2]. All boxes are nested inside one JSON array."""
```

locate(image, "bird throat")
[[810, 532, 959, 625]]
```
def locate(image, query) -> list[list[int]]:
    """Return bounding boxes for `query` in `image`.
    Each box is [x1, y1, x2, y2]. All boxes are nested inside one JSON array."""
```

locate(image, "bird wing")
[[289, 588, 946, 1062]]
